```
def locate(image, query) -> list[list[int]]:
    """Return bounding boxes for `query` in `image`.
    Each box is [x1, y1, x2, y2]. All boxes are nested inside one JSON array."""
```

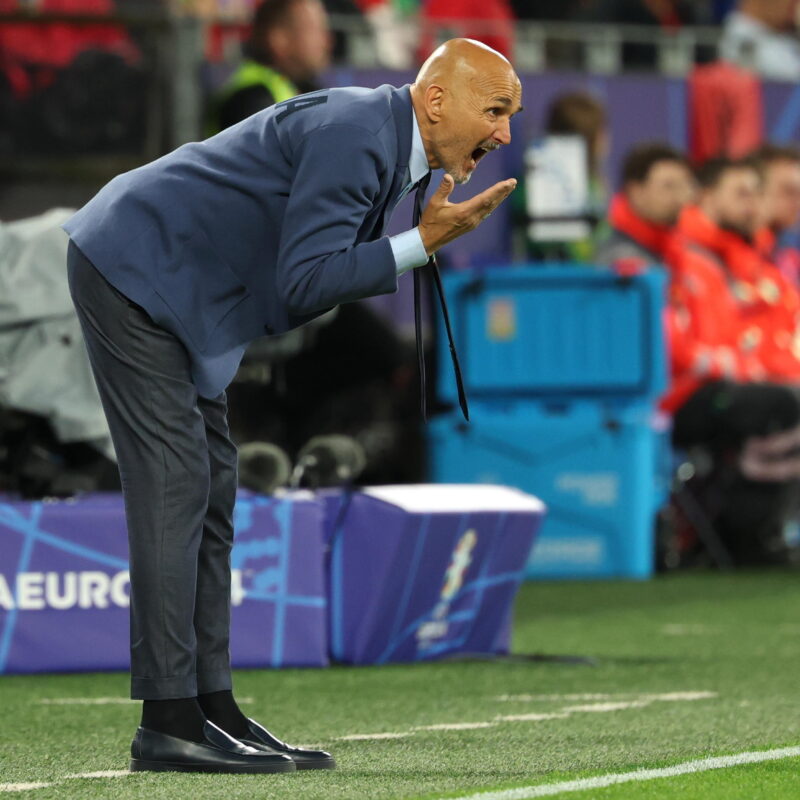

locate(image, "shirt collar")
[[408, 106, 430, 188]]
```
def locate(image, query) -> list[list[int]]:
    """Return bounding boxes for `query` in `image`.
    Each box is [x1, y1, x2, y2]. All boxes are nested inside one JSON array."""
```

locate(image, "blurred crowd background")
[[4, 0, 800, 571]]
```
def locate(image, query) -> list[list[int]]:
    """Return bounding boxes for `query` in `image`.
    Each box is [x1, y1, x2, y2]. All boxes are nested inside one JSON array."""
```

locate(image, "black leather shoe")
[[238, 718, 336, 770], [130, 720, 296, 774]]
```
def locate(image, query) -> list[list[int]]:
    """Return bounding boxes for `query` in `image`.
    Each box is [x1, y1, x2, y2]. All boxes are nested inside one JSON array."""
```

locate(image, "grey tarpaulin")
[[0, 209, 114, 461]]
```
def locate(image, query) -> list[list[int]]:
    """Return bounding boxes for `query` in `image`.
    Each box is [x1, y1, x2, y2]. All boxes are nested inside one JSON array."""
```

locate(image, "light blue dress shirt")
[[388, 108, 431, 275]]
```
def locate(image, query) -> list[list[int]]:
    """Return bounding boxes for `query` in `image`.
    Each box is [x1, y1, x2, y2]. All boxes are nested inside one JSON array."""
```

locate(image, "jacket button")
[[264, 324, 274, 334]]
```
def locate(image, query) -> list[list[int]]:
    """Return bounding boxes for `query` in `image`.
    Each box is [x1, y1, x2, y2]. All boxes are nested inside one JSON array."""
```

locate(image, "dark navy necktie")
[[412, 173, 469, 422]]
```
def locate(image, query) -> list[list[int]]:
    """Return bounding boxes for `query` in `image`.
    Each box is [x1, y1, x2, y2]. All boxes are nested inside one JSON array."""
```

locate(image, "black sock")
[[197, 690, 251, 739], [140, 697, 207, 743]]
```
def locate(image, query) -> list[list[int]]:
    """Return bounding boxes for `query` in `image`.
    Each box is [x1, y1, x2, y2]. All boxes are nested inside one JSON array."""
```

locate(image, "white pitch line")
[[661, 624, 715, 636], [39, 696, 254, 706], [496, 713, 570, 723], [496, 694, 612, 703], [416, 722, 498, 731], [562, 702, 651, 713], [64, 771, 131, 780], [495, 691, 716, 704], [39, 697, 138, 705], [338, 691, 717, 741], [0, 770, 132, 792], [446, 746, 800, 800], [642, 692, 717, 702], [0, 783, 54, 793]]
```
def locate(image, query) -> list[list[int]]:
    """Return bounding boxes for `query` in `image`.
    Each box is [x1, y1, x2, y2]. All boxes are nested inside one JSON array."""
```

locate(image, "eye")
[[487, 107, 501, 118]]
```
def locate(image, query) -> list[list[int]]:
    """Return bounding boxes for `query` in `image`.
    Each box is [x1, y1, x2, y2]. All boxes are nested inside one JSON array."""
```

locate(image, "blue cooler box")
[[438, 266, 667, 403], [428, 402, 668, 579]]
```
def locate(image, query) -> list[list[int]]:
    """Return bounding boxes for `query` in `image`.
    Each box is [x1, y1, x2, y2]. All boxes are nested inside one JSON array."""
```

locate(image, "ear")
[[424, 84, 445, 124]]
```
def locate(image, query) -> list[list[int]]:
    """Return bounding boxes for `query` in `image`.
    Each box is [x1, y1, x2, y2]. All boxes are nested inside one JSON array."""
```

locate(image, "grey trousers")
[[67, 240, 238, 700]]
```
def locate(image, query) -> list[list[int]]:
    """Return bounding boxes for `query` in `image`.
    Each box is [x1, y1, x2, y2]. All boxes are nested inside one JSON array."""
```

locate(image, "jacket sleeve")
[[666, 277, 762, 383], [276, 123, 399, 316]]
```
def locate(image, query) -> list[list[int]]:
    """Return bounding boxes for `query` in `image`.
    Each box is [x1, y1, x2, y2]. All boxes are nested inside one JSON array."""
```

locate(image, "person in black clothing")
[[215, 0, 332, 131], [577, 0, 698, 68]]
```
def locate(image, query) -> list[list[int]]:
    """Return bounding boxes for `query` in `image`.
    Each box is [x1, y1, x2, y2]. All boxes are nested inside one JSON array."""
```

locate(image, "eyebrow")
[[491, 97, 524, 114]]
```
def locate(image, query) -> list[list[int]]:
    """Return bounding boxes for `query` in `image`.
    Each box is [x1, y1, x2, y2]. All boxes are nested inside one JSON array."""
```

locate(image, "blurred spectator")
[[654, 156, 800, 564], [0, 0, 137, 100], [356, 0, 417, 69], [595, 147, 800, 563], [546, 91, 609, 183], [681, 157, 760, 243], [0, 0, 145, 155], [753, 144, 800, 284], [524, 90, 610, 263], [720, 0, 800, 81], [207, 0, 332, 132], [660, 159, 764, 411], [755, 145, 800, 240], [418, 0, 515, 62], [678, 157, 800, 383], [688, 60, 763, 165], [576, 0, 697, 68], [596, 142, 694, 265]]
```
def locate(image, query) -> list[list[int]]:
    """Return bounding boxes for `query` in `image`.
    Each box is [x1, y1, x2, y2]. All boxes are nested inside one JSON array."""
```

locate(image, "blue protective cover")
[[428, 401, 669, 580], [437, 265, 668, 403]]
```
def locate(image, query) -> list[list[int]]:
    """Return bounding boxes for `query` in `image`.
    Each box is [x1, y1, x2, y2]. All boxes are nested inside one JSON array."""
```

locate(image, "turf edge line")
[[0, 784, 53, 793], [445, 745, 800, 800]]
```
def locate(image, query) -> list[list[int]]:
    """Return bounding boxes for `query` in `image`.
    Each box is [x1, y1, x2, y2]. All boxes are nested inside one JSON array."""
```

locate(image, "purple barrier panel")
[[0, 495, 131, 674], [0, 491, 328, 675], [328, 484, 546, 665], [230, 490, 328, 668]]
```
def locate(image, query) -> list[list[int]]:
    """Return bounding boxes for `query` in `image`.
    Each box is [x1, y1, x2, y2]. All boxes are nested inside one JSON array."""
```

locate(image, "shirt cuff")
[[389, 228, 429, 275]]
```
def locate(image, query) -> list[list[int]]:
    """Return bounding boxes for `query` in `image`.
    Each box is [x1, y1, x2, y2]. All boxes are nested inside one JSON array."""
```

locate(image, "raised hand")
[[418, 174, 517, 256]]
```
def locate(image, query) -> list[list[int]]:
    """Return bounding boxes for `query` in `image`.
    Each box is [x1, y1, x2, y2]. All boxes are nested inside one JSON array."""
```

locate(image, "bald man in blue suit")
[[66, 38, 522, 774]]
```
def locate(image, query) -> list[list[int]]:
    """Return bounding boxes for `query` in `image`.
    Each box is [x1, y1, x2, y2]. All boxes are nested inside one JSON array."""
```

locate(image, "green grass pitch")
[[1, 571, 799, 799]]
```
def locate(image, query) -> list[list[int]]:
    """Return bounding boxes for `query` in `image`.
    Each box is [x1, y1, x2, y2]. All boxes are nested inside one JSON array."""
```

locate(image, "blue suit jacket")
[[64, 84, 415, 397]]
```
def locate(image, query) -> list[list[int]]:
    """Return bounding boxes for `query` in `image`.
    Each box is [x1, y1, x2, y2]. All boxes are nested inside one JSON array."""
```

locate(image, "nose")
[[493, 117, 512, 146]]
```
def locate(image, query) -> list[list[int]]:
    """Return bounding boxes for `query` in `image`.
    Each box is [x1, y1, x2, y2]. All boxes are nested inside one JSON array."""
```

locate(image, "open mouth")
[[471, 146, 490, 165], [469, 144, 497, 171]]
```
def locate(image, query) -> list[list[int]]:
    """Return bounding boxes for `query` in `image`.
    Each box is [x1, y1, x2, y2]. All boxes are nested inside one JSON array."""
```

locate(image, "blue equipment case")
[[437, 266, 667, 402], [428, 401, 669, 579], [430, 265, 669, 579]]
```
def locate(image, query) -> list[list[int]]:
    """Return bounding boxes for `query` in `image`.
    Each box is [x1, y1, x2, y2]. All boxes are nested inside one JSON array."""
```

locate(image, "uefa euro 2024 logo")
[[416, 529, 478, 652]]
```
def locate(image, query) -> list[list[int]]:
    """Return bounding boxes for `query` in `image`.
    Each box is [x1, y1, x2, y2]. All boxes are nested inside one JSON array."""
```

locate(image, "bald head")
[[410, 39, 522, 184], [416, 38, 514, 88]]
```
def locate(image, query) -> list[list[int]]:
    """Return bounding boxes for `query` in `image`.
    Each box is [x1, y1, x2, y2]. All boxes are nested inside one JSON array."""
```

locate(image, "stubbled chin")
[[452, 160, 475, 185], [447, 168, 472, 185]]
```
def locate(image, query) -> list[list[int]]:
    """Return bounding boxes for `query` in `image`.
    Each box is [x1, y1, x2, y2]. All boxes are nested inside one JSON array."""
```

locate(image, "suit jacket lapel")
[[373, 85, 415, 238]]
